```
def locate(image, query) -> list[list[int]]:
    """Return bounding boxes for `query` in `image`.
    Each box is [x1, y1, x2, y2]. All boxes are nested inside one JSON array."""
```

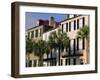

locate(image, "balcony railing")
[[62, 49, 83, 58], [43, 57, 56, 61]]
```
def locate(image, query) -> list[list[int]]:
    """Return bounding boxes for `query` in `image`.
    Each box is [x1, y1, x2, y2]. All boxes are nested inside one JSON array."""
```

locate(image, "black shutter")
[[77, 19, 79, 29], [82, 37, 85, 49], [82, 17, 85, 27], [65, 59, 68, 65], [66, 23, 68, 32], [73, 58, 76, 65], [62, 24, 63, 33], [73, 39, 76, 54], [74, 20, 76, 30], [77, 38, 79, 50], [69, 59, 70, 65]]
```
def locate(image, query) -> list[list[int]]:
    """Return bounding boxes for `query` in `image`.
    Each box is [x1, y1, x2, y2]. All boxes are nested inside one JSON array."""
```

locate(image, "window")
[[69, 40, 71, 55], [61, 59, 63, 66], [62, 24, 63, 33], [74, 20, 76, 30], [33, 60, 37, 67], [65, 59, 68, 65], [69, 59, 70, 65], [73, 58, 76, 65], [79, 18, 83, 28], [66, 23, 68, 32], [51, 60, 56, 66], [31, 31, 34, 38], [73, 39, 76, 54], [35, 30, 38, 37], [82, 17, 85, 27], [26, 62, 28, 67], [82, 37, 85, 50], [77, 19, 79, 29], [29, 60, 32, 67], [28, 32, 30, 38], [69, 22, 71, 31], [77, 38, 79, 50]]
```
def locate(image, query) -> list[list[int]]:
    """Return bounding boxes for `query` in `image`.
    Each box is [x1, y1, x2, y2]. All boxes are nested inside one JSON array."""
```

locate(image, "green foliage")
[[48, 29, 69, 65], [48, 29, 69, 49], [77, 26, 89, 41], [26, 37, 33, 53], [26, 28, 70, 66], [32, 39, 50, 66]]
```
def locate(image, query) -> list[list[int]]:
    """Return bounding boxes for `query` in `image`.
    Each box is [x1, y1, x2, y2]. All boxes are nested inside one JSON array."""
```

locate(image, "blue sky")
[[25, 12, 66, 30]]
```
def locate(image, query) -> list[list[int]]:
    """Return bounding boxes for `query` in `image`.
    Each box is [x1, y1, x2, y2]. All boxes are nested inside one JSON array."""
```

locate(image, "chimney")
[[49, 16, 55, 27], [36, 19, 44, 26]]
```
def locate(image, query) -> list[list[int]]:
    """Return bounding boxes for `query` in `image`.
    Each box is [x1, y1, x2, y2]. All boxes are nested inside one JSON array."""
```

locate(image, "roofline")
[[43, 26, 59, 34], [26, 25, 42, 31], [60, 15, 82, 23], [26, 15, 88, 32]]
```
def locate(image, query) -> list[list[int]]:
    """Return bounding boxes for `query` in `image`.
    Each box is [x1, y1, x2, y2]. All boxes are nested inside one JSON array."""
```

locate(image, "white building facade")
[[42, 15, 89, 66]]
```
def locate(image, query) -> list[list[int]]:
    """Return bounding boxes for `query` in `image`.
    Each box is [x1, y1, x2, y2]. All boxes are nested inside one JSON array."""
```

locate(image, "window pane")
[[33, 60, 37, 67]]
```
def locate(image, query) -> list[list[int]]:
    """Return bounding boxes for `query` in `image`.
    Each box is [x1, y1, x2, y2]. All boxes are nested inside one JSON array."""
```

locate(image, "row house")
[[26, 15, 89, 67], [43, 15, 89, 66]]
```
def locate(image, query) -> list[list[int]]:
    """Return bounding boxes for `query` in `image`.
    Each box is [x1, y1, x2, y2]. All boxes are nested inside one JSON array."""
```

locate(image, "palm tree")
[[44, 42, 51, 66], [26, 37, 33, 67], [48, 31, 57, 66], [77, 25, 89, 63], [56, 29, 69, 65], [61, 32, 69, 55], [33, 39, 50, 66], [48, 29, 69, 66], [77, 26, 89, 42]]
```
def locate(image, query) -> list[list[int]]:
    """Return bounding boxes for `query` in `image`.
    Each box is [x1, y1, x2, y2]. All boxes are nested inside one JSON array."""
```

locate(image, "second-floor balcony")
[[62, 49, 83, 58]]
